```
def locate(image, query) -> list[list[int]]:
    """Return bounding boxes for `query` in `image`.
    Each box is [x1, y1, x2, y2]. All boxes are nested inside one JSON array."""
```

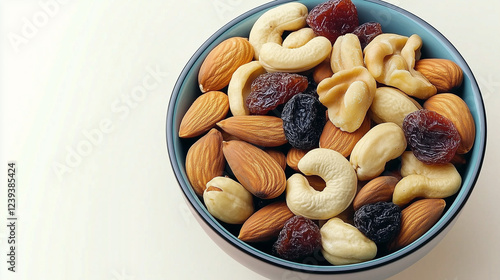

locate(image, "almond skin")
[[198, 37, 254, 93], [238, 201, 294, 242], [265, 149, 287, 171], [217, 115, 288, 147], [179, 91, 229, 138], [185, 129, 225, 196], [353, 176, 399, 211], [286, 147, 309, 172], [424, 93, 475, 154], [319, 115, 371, 157], [222, 140, 286, 199], [415, 58, 463, 93], [390, 198, 446, 251]]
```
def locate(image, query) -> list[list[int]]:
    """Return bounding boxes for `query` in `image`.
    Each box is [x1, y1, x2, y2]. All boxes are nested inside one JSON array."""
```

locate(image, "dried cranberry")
[[352, 21, 382, 49], [246, 72, 308, 115], [403, 109, 461, 165], [306, 0, 359, 44], [273, 216, 321, 262]]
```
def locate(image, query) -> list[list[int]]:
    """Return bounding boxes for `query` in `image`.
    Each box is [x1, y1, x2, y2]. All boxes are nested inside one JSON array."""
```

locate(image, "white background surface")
[[1, 0, 499, 279]]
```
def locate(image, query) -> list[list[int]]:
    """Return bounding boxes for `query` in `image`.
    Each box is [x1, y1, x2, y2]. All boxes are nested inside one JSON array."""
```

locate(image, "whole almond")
[[415, 58, 463, 93], [313, 59, 334, 84], [390, 198, 446, 251], [265, 149, 287, 171], [238, 201, 294, 242], [198, 37, 254, 93], [424, 93, 475, 154], [217, 115, 288, 147], [185, 129, 225, 196], [223, 140, 286, 199], [179, 91, 229, 138], [286, 147, 309, 172], [353, 176, 399, 211], [319, 115, 371, 157]]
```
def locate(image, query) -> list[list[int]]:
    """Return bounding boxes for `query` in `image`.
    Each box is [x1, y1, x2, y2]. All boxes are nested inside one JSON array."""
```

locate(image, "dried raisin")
[[246, 72, 309, 115], [352, 21, 382, 49], [281, 94, 327, 150], [306, 0, 359, 44], [403, 109, 460, 165], [273, 216, 321, 262], [354, 202, 401, 244]]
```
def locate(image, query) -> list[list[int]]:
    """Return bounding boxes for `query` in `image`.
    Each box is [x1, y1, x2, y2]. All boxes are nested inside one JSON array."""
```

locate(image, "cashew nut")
[[350, 122, 407, 181], [227, 61, 267, 116], [203, 176, 254, 224], [364, 33, 437, 99], [317, 66, 376, 132], [285, 148, 357, 220], [259, 36, 332, 73], [282, 27, 316, 49], [330, 33, 364, 73], [392, 151, 462, 206], [369, 86, 422, 128], [249, 2, 308, 59], [321, 218, 377, 265]]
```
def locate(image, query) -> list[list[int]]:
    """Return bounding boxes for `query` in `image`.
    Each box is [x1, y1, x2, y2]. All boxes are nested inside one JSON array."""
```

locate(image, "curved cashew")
[[249, 2, 308, 59], [317, 66, 376, 132], [204, 176, 254, 224], [392, 151, 462, 206], [330, 33, 364, 73], [282, 27, 316, 49], [286, 148, 357, 220], [364, 33, 437, 99], [369, 86, 422, 128], [227, 61, 267, 116], [350, 122, 407, 181], [321, 218, 377, 265], [259, 36, 332, 73]]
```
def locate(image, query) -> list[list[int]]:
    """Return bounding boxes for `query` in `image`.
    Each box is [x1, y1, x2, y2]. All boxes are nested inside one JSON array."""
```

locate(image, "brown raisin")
[[306, 0, 359, 44], [352, 21, 382, 49], [272, 216, 321, 262], [403, 109, 460, 165], [246, 72, 309, 115]]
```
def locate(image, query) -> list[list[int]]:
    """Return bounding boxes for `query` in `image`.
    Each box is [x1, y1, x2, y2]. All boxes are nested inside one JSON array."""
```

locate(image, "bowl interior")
[[167, 0, 486, 274]]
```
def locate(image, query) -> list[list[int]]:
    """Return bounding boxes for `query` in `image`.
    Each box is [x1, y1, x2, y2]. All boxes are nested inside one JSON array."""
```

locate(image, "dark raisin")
[[352, 21, 382, 49], [273, 216, 321, 262], [281, 94, 326, 150], [403, 109, 460, 165], [354, 202, 401, 244], [246, 72, 309, 115], [306, 0, 359, 44]]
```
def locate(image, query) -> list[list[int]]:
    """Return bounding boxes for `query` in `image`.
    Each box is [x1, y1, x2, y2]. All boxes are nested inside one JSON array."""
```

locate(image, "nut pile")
[[178, 0, 476, 265]]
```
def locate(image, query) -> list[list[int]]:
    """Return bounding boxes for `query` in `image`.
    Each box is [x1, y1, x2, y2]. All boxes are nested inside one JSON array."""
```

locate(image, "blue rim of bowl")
[[166, 0, 487, 274]]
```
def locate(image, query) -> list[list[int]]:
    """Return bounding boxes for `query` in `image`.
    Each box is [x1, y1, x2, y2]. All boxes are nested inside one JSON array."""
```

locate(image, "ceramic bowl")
[[166, 0, 487, 278]]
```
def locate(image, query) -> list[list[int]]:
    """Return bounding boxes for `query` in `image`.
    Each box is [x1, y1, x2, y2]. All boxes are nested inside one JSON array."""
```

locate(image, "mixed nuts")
[[178, 0, 476, 266]]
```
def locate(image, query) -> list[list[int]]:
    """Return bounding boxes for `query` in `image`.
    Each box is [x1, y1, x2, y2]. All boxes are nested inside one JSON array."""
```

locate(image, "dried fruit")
[[281, 94, 327, 150], [306, 0, 359, 44], [354, 202, 401, 244], [423, 93, 475, 154], [352, 21, 382, 49], [403, 109, 460, 165], [273, 216, 321, 262], [246, 72, 309, 115]]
